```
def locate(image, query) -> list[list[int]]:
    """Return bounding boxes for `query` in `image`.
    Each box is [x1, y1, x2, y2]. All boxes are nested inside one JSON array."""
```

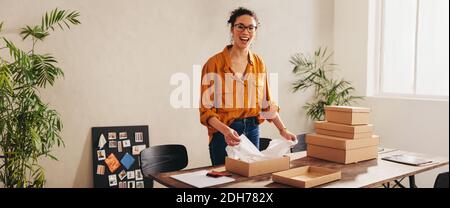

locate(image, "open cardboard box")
[[306, 133, 379, 164], [272, 166, 341, 188], [324, 106, 370, 125], [315, 121, 373, 139], [225, 156, 290, 177]]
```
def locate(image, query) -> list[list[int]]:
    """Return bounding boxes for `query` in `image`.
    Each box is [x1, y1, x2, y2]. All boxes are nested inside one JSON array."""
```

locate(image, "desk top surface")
[[149, 149, 449, 188]]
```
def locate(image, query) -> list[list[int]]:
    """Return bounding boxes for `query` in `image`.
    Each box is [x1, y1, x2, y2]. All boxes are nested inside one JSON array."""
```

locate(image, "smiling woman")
[[199, 7, 297, 166], [0, 0, 340, 188], [227, 8, 260, 53]]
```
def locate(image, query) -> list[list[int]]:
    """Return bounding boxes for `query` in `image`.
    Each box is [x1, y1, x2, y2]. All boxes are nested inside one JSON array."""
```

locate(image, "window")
[[377, 0, 449, 99]]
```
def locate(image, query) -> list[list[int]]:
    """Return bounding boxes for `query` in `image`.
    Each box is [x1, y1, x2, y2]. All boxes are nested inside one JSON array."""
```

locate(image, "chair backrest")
[[259, 137, 271, 151], [140, 144, 188, 177], [291, 133, 307, 153], [434, 172, 449, 188]]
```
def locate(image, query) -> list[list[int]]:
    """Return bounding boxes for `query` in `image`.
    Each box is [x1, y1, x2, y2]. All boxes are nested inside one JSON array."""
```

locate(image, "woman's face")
[[231, 15, 257, 50]]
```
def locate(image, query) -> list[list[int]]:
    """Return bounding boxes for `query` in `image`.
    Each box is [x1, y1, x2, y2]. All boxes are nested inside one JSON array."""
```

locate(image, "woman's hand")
[[222, 128, 241, 146], [280, 129, 297, 141], [208, 117, 241, 146]]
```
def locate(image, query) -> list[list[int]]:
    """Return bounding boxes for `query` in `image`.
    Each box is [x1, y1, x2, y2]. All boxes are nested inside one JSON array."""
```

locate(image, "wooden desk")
[[149, 149, 449, 188]]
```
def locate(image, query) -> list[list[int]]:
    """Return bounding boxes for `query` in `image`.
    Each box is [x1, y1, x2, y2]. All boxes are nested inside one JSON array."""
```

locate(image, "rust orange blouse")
[[199, 45, 279, 141]]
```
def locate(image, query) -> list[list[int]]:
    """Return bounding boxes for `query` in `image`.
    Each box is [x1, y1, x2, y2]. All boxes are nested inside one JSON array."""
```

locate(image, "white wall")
[[334, 0, 449, 187], [0, 0, 334, 187]]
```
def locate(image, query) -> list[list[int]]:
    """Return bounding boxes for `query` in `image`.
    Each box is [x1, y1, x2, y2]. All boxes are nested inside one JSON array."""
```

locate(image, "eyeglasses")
[[233, 23, 257, 33]]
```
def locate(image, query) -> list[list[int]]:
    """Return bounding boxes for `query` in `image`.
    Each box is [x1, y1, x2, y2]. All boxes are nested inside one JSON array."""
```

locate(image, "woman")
[[200, 7, 296, 166]]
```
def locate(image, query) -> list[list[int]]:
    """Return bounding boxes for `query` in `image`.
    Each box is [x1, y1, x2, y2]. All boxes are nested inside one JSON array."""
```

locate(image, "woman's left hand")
[[280, 129, 297, 141]]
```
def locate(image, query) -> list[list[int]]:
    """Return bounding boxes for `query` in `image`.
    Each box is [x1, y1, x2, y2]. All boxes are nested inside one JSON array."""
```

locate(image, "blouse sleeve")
[[259, 59, 280, 122], [199, 60, 221, 129]]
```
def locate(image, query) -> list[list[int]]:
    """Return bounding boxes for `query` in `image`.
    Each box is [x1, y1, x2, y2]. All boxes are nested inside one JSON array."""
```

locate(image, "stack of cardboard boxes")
[[306, 106, 380, 164]]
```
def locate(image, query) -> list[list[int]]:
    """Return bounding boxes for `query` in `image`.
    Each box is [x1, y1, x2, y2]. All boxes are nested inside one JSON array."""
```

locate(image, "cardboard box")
[[272, 166, 341, 188], [306, 133, 379, 164], [307, 145, 378, 164], [315, 121, 373, 139], [225, 156, 290, 177], [306, 133, 379, 149], [324, 106, 370, 125]]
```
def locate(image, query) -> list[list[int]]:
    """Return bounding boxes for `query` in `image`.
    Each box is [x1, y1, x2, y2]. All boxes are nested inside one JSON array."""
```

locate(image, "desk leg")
[[409, 175, 417, 188], [388, 176, 418, 188], [393, 179, 406, 188]]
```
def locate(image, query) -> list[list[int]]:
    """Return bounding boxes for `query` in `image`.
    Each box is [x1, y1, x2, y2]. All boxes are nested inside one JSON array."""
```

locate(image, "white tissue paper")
[[225, 134, 298, 163]]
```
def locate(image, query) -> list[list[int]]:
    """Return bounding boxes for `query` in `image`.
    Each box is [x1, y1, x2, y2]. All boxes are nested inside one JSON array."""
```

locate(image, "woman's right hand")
[[207, 117, 241, 146], [222, 128, 240, 146]]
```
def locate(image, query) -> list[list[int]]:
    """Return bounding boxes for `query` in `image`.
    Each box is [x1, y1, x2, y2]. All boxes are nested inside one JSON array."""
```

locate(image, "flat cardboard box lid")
[[272, 166, 341, 188], [306, 133, 379, 150], [324, 106, 370, 113], [315, 121, 373, 133]]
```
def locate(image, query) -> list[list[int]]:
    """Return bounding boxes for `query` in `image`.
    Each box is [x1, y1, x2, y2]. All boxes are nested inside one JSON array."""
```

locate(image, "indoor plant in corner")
[[290, 47, 363, 121], [0, 9, 80, 188]]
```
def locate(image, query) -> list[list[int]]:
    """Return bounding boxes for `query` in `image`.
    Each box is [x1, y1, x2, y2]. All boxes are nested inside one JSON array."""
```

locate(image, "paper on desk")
[[225, 134, 297, 163], [170, 170, 235, 188]]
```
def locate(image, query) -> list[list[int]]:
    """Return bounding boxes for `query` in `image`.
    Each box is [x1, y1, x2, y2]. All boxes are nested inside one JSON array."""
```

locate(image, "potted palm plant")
[[0, 8, 80, 187], [290, 47, 363, 121]]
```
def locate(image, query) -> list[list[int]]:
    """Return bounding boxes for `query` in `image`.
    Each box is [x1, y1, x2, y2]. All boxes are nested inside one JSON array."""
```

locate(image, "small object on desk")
[[378, 147, 398, 154], [382, 154, 433, 166], [206, 170, 232, 178]]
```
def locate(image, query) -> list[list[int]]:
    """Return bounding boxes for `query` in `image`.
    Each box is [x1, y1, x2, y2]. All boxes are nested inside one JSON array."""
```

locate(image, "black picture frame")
[[91, 125, 153, 188]]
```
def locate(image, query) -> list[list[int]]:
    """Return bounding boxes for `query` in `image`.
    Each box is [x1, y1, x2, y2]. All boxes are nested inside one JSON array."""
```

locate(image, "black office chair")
[[290, 133, 307, 153], [434, 172, 449, 188], [259, 137, 271, 151], [140, 144, 188, 186]]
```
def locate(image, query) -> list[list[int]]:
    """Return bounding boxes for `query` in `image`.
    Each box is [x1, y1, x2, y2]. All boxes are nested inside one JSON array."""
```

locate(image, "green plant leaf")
[[20, 25, 49, 41], [290, 47, 364, 121], [46, 154, 58, 161], [41, 8, 81, 32], [30, 54, 64, 87], [0, 64, 13, 93]]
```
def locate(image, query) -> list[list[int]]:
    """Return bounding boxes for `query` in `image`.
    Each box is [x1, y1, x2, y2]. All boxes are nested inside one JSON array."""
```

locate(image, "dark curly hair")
[[227, 7, 260, 28]]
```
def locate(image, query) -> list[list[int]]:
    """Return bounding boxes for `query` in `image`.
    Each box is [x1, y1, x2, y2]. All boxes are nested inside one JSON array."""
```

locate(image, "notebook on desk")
[[382, 154, 433, 166]]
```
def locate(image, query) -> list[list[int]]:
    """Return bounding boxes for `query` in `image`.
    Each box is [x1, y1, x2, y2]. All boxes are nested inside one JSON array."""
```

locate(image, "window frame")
[[373, 0, 449, 100]]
